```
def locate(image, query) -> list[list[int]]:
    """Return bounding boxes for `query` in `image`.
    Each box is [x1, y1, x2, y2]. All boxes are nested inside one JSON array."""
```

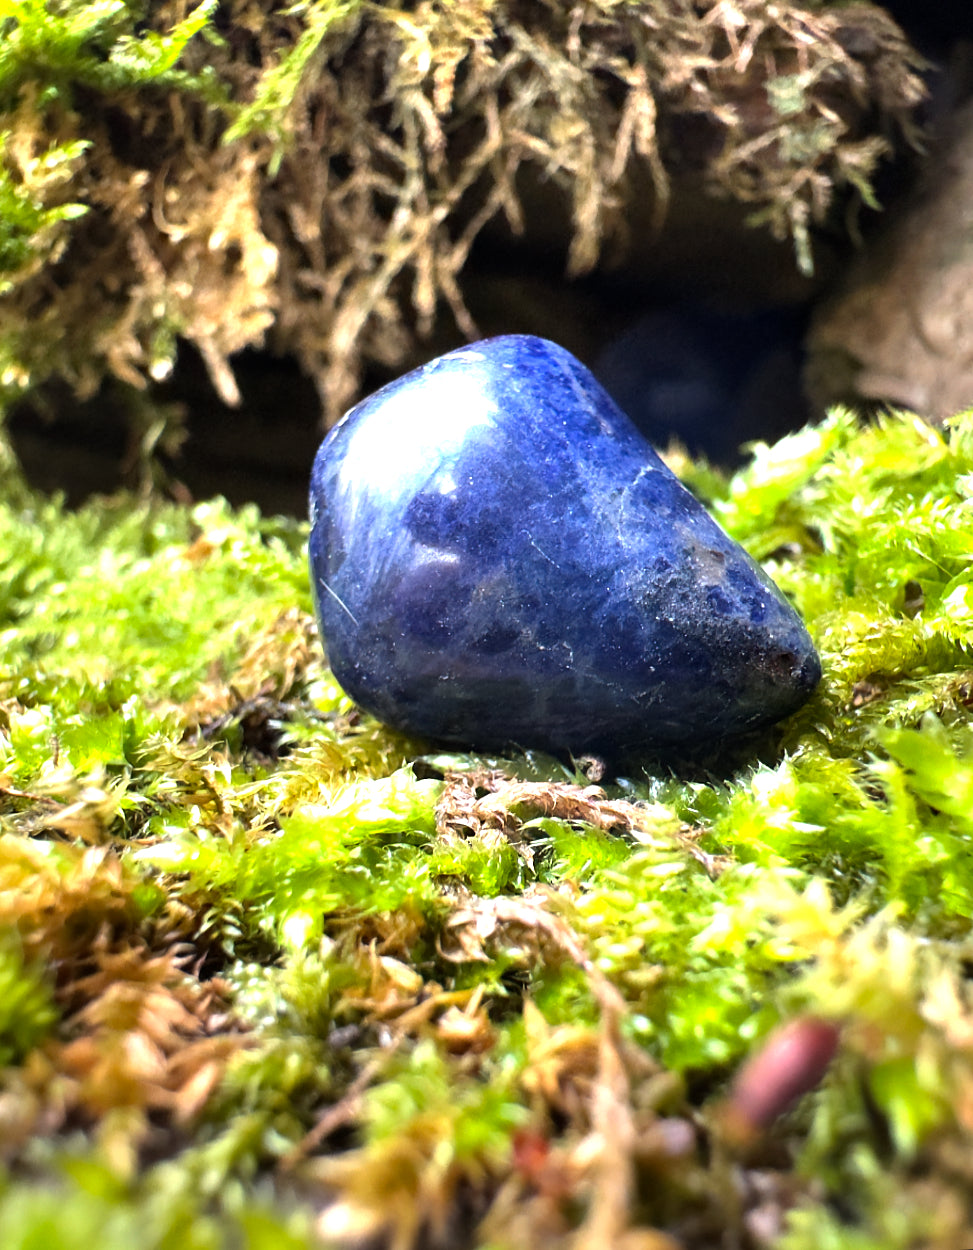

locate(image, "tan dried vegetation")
[[0, 0, 925, 424]]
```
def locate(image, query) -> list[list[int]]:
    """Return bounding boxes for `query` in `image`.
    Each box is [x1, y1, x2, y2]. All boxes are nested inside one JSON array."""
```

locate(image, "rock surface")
[[807, 99, 973, 423], [309, 336, 820, 756]]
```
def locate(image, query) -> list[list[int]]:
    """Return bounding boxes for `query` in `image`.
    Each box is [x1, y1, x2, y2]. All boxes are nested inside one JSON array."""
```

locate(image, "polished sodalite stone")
[[308, 335, 821, 757]]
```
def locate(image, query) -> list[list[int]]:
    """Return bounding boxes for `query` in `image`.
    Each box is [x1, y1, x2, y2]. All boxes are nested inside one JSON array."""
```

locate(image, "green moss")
[[362, 1036, 526, 1159], [222, 0, 362, 166], [0, 938, 56, 1064], [0, 132, 88, 281], [7, 409, 973, 1244], [533, 816, 633, 883], [0, 1156, 315, 1250], [0, 0, 225, 344], [0, 0, 223, 105], [139, 769, 444, 951], [0, 495, 308, 710]]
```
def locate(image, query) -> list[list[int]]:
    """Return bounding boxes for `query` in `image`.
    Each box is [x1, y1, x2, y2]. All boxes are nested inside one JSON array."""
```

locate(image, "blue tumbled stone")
[[309, 335, 820, 757]]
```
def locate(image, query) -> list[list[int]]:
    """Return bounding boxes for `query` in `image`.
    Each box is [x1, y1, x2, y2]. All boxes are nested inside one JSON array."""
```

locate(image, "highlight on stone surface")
[[308, 334, 821, 757]]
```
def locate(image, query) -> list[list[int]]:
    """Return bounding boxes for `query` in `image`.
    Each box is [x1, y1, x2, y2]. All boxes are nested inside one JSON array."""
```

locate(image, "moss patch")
[[0, 0, 926, 426], [3, 408, 973, 1245]]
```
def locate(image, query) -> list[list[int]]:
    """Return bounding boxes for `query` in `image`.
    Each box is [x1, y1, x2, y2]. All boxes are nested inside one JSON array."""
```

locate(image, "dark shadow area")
[[8, 343, 325, 515]]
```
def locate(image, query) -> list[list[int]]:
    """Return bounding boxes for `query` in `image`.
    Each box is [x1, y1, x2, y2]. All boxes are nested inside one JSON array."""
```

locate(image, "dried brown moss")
[[0, 0, 926, 429]]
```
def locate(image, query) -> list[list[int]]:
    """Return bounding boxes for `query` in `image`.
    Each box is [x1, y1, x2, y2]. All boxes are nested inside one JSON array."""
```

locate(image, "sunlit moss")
[[6, 410, 973, 1243]]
